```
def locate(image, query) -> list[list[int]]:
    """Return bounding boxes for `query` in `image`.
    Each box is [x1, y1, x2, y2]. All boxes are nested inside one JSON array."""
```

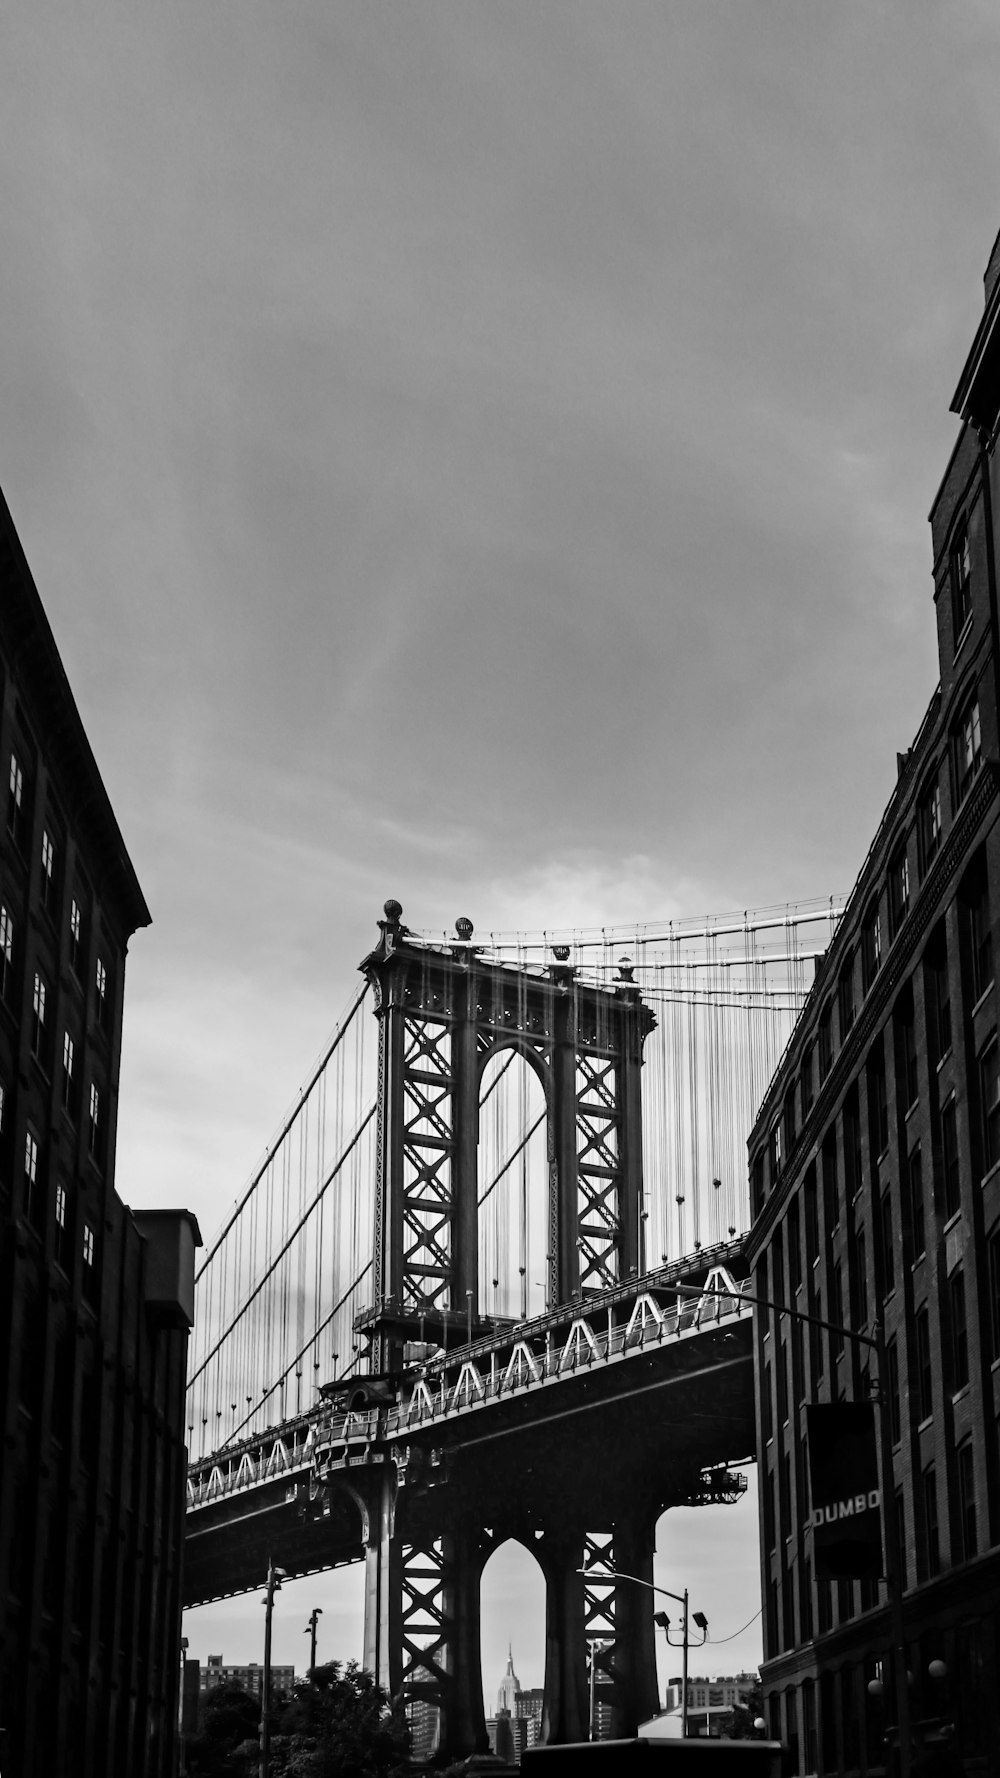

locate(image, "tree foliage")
[[185, 1662, 409, 1777], [719, 1675, 766, 1740]]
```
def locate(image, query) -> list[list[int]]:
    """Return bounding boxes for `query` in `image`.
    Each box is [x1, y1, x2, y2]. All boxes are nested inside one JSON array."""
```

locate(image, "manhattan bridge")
[[184, 895, 841, 1759]]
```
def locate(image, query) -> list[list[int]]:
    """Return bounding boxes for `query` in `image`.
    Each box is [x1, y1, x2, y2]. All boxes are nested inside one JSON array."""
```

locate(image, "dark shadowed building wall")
[[747, 230, 1000, 1774], [0, 485, 200, 1776]]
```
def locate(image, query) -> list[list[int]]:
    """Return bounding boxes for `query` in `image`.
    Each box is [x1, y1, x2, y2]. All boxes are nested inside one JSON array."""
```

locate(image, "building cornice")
[[951, 275, 1000, 431], [747, 761, 1000, 1262]]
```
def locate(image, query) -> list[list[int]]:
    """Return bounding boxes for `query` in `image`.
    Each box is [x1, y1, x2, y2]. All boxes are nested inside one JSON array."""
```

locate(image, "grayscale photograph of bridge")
[[2, 9, 1000, 1777]]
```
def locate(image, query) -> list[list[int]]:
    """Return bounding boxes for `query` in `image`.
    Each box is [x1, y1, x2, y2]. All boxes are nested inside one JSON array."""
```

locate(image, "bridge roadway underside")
[[183, 1314, 754, 1608]]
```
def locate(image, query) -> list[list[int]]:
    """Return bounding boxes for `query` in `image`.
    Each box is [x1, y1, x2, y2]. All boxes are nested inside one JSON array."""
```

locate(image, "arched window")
[[951, 521, 972, 643], [861, 898, 882, 993], [917, 770, 942, 876], [837, 952, 856, 1042], [953, 691, 982, 804], [888, 840, 910, 937]]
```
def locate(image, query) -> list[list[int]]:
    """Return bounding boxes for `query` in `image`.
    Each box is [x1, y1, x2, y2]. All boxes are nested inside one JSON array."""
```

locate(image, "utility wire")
[[709, 1607, 762, 1644]]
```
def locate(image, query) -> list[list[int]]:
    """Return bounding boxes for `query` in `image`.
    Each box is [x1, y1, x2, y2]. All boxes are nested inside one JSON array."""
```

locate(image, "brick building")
[[0, 485, 200, 1773], [200, 1651, 296, 1699], [746, 233, 1000, 1771]]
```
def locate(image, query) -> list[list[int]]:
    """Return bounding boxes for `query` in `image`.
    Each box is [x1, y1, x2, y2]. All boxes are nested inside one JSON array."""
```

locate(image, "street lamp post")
[[576, 1566, 707, 1739], [304, 1607, 323, 1677], [653, 1591, 708, 1738], [674, 1280, 913, 1774], [260, 1560, 287, 1778]]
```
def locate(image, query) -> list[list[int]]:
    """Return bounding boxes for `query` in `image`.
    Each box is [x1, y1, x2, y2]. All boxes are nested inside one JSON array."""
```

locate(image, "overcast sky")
[[3, 0, 999, 1702]]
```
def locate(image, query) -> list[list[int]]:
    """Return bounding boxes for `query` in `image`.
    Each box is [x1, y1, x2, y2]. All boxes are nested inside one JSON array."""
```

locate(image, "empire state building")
[[497, 1646, 522, 1714]]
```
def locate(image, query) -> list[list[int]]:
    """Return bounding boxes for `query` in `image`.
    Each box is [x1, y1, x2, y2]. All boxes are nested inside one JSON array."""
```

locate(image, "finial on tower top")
[[383, 899, 403, 923], [455, 916, 474, 941], [552, 944, 571, 962]]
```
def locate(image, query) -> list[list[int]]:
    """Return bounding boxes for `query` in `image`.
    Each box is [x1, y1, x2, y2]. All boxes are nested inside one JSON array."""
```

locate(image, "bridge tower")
[[354, 902, 660, 1758]]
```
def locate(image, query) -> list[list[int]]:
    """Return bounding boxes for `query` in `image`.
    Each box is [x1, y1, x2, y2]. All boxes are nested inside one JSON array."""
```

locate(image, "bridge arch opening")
[[478, 1046, 549, 1323], [479, 1537, 546, 1746]]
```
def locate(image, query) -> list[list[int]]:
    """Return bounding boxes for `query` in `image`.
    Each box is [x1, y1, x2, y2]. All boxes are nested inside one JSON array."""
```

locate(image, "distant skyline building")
[[199, 1652, 296, 1699], [497, 1645, 522, 1713]]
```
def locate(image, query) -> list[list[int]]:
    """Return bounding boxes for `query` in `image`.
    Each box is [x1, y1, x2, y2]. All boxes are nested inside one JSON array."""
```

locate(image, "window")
[[896, 984, 919, 1109], [831, 1263, 845, 1360], [888, 844, 910, 938], [6, 753, 25, 849], [818, 1001, 833, 1081], [762, 1363, 773, 1443], [851, 1228, 868, 1324], [87, 1082, 101, 1163], [949, 1269, 968, 1391], [822, 1133, 839, 1238], [880, 1190, 895, 1296], [956, 1442, 977, 1561], [800, 1044, 814, 1118], [955, 695, 982, 803], [843, 1087, 863, 1198], [82, 1221, 98, 1307], [95, 957, 109, 1031], [869, 1042, 889, 1155], [887, 1337, 900, 1443], [782, 1085, 796, 1160], [941, 1098, 960, 1219], [61, 1031, 76, 1118], [769, 1122, 782, 1188], [804, 1162, 819, 1265], [751, 1149, 765, 1217], [861, 901, 882, 992], [777, 1342, 788, 1423], [951, 524, 972, 640], [916, 1307, 933, 1421], [54, 1180, 68, 1267], [989, 1231, 1000, 1362], [908, 1146, 925, 1259], [838, 955, 856, 1042], [69, 897, 83, 974], [30, 972, 48, 1067], [39, 830, 55, 913], [918, 774, 943, 876], [787, 1195, 802, 1293], [922, 1466, 940, 1577], [965, 855, 994, 1002], [926, 924, 952, 1064], [809, 1284, 824, 1381], [0, 905, 12, 1001], [23, 1129, 39, 1224], [771, 1226, 786, 1308], [980, 1038, 1000, 1174]]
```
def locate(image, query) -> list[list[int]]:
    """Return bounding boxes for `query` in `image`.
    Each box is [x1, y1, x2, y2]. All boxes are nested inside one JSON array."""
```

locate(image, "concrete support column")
[[611, 1510, 662, 1735], [437, 1524, 489, 1761], [361, 1469, 400, 1696], [539, 1530, 589, 1746]]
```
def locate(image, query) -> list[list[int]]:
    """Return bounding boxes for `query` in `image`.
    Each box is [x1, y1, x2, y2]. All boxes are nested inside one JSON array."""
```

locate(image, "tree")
[[719, 1675, 766, 1740], [186, 1685, 260, 1776], [268, 1661, 409, 1778]]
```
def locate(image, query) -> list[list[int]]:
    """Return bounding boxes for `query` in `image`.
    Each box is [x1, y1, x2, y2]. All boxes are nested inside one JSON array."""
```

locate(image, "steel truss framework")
[[361, 904, 654, 1371]]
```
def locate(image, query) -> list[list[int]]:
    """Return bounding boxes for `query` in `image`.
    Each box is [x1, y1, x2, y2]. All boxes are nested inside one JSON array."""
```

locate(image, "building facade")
[[661, 1673, 757, 1738], [0, 486, 200, 1774], [199, 1652, 296, 1699], [746, 236, 1000, 1772]]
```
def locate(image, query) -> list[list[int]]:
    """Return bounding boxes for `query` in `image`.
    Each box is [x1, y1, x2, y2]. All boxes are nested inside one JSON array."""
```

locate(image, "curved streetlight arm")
[[575, 1566, 685, 1606]]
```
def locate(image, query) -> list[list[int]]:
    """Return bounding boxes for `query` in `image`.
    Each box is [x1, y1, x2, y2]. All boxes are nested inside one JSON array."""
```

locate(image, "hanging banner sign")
[[805, 1402, 883, 1580]]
